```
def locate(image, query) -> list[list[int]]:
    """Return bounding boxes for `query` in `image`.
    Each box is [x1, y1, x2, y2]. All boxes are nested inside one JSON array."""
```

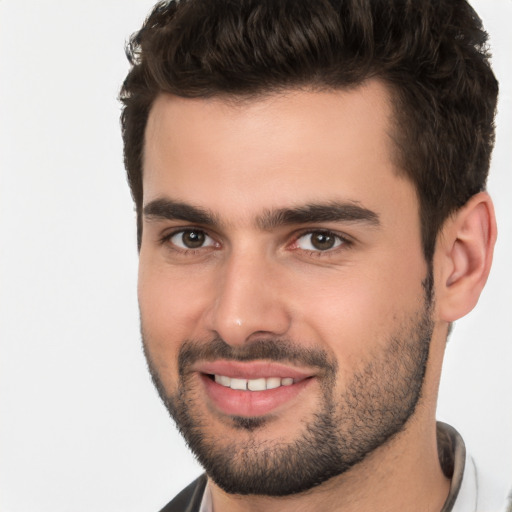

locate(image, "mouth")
[[211, 374, 297, 391], [194, 361, 315, 418]]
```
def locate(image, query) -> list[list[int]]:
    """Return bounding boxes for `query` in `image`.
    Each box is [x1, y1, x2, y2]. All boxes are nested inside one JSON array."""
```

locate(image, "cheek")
[[289, 277, 388, 362], [287, 256, 427, 372], [137, 258, 212, 377]]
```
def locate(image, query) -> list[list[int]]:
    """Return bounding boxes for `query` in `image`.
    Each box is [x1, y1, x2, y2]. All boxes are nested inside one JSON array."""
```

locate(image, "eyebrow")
[[257, 202, 380, 230], [143, 199, 219, 225], [143, 198, 380, 229]]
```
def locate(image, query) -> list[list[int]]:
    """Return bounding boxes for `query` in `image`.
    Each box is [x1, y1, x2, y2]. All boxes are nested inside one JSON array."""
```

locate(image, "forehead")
[[143, 81, 416, 223]]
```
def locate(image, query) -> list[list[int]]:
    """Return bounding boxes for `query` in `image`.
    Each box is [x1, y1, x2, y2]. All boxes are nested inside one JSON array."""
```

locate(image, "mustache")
[[178, 336, 338, 375]]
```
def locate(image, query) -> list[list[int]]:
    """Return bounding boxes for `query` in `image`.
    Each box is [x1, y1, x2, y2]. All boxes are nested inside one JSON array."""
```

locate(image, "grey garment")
[[438, 422, 466, 512], [159, 422, 466, 512]]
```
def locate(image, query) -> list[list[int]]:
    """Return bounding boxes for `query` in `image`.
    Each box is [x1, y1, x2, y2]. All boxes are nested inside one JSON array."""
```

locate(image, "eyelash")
[[159, 228, 352, 257], [292, 229, 351, 256], [159, 229, 218, 256]]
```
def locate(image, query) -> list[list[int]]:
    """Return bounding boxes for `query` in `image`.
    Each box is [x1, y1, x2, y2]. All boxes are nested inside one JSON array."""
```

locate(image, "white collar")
[[450, 453, 477, 512]]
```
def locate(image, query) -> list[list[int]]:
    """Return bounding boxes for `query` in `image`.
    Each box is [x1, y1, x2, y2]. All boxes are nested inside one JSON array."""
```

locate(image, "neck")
[[209, 416, 450, 512]]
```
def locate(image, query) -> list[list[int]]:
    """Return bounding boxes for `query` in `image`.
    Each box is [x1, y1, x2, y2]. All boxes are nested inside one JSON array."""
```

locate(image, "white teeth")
[[213, 375, 295, 391], [215, 375, 231, 387], [247, 378, 267, 391], [230, 378, 248, 390], [266, 377, 281, 390]]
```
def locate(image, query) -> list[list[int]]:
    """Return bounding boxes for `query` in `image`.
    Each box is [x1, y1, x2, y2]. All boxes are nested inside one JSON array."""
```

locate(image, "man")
[[120, 0, 502, 510]]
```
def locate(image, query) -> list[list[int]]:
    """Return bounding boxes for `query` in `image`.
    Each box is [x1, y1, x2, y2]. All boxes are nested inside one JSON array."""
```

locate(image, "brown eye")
[[170, 229, 214, 249], [296, 231, 344, 251]]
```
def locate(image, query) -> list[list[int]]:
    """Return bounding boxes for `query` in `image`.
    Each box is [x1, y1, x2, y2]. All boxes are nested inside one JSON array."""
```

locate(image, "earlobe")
[[436, 192, 497, 322]]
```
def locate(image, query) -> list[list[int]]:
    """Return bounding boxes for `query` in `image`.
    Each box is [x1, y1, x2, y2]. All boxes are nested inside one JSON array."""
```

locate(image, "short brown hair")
[[120, 0, 498, 260]]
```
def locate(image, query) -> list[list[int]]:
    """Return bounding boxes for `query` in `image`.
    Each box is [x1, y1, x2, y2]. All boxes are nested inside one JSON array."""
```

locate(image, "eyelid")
[[158, 226, 352, 255], [160, 226, 219, 251], [290, 229, 352, 252]]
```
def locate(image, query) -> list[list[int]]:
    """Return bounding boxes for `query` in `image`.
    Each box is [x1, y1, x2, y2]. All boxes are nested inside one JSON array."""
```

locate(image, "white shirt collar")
[[199, 481, 212, 512], [450, 454, 477, 512]]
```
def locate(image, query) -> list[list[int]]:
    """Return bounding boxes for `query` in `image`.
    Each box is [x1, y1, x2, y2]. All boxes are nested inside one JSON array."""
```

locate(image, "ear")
[[435, 192, 497, 322]]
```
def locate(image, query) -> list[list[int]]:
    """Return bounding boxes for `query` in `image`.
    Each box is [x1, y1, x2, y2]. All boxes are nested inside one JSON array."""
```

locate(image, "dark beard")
[[143, 283, 434, 496]]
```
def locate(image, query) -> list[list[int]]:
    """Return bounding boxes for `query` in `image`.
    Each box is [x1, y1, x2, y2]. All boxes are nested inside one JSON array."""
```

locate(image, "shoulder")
[[158, 474, 208, 512]]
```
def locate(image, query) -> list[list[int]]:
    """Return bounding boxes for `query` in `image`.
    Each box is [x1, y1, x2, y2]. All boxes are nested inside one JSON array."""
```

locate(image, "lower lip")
[[200, 374, 313, 417]]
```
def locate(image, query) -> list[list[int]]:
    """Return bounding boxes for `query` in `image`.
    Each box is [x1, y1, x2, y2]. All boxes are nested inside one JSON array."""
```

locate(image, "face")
[[139, 83, 434, 495]]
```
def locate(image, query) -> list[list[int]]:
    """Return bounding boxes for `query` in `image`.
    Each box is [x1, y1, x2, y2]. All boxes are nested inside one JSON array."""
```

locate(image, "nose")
[[204, 250, 292, 346]]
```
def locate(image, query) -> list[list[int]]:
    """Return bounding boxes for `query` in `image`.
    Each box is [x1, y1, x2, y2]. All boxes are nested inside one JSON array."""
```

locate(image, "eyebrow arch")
[[257, 202, 380, 230], [143, 198, 380, 230], [143, 198, 218, 226]]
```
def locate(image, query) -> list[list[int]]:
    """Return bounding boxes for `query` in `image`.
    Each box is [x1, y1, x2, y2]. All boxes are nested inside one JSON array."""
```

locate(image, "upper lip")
[[193, 360, 315, 380]]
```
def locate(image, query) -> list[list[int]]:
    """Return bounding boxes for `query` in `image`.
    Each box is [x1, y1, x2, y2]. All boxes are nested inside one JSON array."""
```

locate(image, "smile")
[[191, 360, 317, 416], [201, 374, 312, 417], [213, 374, 295, 391]]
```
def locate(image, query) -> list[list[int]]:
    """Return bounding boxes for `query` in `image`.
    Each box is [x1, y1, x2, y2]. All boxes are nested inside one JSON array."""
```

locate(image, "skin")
[[138, 81, 496, 511]]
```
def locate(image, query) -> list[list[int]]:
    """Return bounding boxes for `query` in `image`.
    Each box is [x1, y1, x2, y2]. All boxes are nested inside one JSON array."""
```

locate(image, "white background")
[[0, 1, 511, 510]]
